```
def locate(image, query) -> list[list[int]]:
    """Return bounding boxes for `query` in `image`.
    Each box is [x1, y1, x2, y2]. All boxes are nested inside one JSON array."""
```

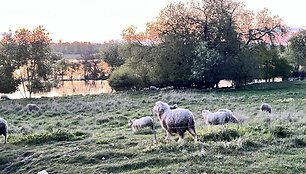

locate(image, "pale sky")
[[1, 0, 305, 43]]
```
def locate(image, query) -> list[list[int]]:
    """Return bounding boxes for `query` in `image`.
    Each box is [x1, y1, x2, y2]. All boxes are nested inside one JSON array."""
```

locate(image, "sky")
[[1, 0, 305, 43]]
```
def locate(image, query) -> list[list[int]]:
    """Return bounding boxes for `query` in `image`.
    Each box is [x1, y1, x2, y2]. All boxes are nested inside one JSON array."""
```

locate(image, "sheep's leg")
[[188, 128, 197, 142], [178, 132, 185, 144], [165, 131, 173, 141], [4, 135, 7, 144], [151, 128, 157, 143]]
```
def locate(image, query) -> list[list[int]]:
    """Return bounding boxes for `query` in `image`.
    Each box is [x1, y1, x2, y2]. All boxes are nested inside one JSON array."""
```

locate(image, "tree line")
[[105, 0, 305, 90], [1, 0, 306, 96]]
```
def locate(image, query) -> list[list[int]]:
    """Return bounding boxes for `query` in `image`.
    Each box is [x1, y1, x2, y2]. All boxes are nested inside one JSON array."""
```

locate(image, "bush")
[[108, 65, 144, 91]]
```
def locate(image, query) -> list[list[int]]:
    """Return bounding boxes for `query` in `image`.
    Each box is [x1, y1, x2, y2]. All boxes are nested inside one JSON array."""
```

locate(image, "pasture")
[[0, 81, 306, 174]]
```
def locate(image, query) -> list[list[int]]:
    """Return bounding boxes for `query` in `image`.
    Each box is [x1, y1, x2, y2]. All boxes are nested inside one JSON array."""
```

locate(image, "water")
[[1, 78, 282, 99], [1, 80, 113, 99]]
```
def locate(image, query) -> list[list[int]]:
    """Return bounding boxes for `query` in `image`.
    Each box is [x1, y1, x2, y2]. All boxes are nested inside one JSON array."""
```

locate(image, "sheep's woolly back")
[[202, 110, 229, 125], [217, 109, 239, 123], [0, 118, 8, 144], [153, 101, 197, 142], [260, 103, 272, 113], [128, 116, 154, 131]]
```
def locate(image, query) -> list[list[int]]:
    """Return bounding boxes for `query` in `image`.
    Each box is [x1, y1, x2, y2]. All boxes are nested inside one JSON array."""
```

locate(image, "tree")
[[99, 41, 124, 69], [288, 30, 306, 68], [191, 42, 222, 88], [1, 26, 53, 98], [0, 33, 21, 93], [54, 58, 69, 81], [236, 8, 287, 45]]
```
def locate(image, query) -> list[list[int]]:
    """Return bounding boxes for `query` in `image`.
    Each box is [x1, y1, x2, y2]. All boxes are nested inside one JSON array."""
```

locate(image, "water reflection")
[[1, 80, 113, 99]]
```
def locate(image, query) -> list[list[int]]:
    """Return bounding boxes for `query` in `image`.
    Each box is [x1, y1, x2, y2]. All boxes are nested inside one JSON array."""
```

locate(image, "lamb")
[[128, 116, 155, 132], [0, 94, 10, 100], [26, 104, 40, 112], [217, 109, 240, 124], [128, 116, 156, 141], [260, 103, 272, 113], [0, 118, 8, 144], [153, 101, 197, 143]]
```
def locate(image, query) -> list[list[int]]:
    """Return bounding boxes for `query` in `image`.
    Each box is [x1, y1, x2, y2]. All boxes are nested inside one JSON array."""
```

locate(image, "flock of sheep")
[[0, 95, 272, 144], [128, 101, 273, 143]]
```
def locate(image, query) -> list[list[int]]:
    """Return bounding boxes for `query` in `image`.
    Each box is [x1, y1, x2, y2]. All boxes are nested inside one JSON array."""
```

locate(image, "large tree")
[[1, 26, 54, 98], [115, 0, 288, 90]]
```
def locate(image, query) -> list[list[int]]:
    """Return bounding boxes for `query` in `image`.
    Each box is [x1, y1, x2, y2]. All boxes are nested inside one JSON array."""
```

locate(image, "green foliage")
[[0, 26, 53, 97], [191, 42, 222, 88], [289, 29, 306, 67], [108, 65, 143, 90], [0, 65, 20, 93], [99, 41, 125, 69]]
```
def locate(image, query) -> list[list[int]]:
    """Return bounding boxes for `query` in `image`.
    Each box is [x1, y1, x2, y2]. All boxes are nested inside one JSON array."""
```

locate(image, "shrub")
[[108, 65, 144, 91]]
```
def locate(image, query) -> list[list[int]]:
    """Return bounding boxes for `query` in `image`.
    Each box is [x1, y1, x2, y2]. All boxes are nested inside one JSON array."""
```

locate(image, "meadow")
[[0, 81, 306, 174]]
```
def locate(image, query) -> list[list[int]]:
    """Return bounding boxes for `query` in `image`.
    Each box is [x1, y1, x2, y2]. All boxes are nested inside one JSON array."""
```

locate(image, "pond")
[[1, 80, 113, 99]]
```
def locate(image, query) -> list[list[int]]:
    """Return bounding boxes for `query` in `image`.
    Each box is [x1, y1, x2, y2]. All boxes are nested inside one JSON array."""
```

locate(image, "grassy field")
[[0, 81, 306, 174]]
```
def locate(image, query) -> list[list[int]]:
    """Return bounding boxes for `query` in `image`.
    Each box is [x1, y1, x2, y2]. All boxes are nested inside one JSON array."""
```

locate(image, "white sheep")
[[153, 101, 197, 143], [128, 116, 156, 141], [260, 103, 272, 113], [128, 116, 155, 132], [0, 118, 8, 144], [217, 109, 240, 124], [26, 104, 40, 112], [202, 110, 229, 125]]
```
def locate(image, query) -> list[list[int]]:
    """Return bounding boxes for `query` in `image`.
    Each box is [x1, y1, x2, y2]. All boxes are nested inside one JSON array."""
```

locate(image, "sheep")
[[202, 110, 229, 125], [0, 94, 10, 100], [153, 101, 197, 143], [26, 104, 40, 112], [149, 86, 159, 90], [128, 116, 156, 141], [260, 103, 272, 113], [0, 118, 8, 144], [217, 109, 240, 124]]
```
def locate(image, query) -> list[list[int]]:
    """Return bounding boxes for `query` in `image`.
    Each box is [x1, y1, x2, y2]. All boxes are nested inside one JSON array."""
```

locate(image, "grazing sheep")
[[217, 109, 240, 124], [149, 86, 159, 91], [0, 118, 8, 144], [153, 101, 197, 143], [202, 110, 229, 125], [0, 94, 10, 100], [128, 116, 155, 132], [128, 116, 156, 141], [260, 103, 272, 113], [26, 104, 40, 112]]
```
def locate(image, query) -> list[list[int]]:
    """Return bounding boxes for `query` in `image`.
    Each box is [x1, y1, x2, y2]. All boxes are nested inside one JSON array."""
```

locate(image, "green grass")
[[0, 80, 306, 173]]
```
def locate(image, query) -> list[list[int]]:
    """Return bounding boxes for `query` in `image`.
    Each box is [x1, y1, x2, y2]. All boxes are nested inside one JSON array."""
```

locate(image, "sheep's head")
[[153, 101, 170, 119], [201, 110, 210, 117], [128, 119, 135, 127]]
